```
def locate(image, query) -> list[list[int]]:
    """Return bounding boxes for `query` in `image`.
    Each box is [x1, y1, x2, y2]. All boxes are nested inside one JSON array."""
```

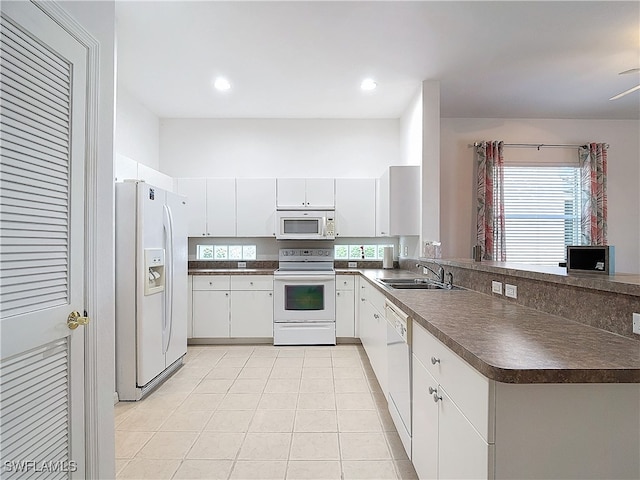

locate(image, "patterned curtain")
[[579, 143, 608, 245], [475, 141, 506, 261]]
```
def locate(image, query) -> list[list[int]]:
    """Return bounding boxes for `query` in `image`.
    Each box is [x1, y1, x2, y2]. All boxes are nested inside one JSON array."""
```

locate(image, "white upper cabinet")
[[176, 178, 236, 237], [237, 178, 276, 237], [335, 178, 376, 237], [277, 178, 335, 209], [376, 166, 420, 236], [176, 178, 207, 236], [207, 178, 236, 236]]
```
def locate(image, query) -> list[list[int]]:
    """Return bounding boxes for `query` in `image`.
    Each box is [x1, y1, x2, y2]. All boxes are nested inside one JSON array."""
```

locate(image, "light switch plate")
[[348, 262, 358, 268], [633, 313, 640, 335], [492, 281, 503, 295], [237, 262, 247, 268], [505, 284, 517, 299]]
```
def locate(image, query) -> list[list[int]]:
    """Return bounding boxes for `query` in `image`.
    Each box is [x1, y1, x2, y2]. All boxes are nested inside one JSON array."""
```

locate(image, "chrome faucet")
[[416, 262, 445, 284]]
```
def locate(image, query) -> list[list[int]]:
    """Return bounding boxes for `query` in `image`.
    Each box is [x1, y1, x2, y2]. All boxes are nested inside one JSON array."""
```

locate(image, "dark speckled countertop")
[[358, 269, 640, 384], [188, 267, 640, 384]]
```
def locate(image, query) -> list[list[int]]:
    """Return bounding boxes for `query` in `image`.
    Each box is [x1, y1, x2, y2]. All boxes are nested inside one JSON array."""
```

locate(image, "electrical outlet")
[[491, 281, 503, 295], [505, 284, 517, 299], [403, 245, 408, 256], [348, 261, 357, 268], [237, 261, 247, 268], [633, 313, 640, 335]]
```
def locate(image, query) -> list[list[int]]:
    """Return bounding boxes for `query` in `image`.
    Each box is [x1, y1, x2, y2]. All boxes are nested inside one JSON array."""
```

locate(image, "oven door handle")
[[274, 274, 335, 282]]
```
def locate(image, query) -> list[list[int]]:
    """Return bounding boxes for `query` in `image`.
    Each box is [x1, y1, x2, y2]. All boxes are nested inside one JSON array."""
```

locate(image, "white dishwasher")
[[385, 299, 412, 458]]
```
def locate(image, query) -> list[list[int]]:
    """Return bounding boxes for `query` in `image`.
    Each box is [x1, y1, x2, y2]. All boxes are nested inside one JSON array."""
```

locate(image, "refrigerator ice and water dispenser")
[[144, 248, 165, 295]]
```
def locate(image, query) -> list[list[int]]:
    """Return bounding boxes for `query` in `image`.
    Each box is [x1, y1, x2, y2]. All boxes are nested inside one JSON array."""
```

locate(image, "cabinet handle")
[[361, 298, 365, 302], [269, 293, 272, 297], [428, 386, 437, 395], [337, 292, 341, 296], [431, 357, 440, 365], [250, 281, 254, 285], [209, 282, 213, 285], [225, 293, 229, 297], [433, 392, 442, 403], [374, 313, 380, 319]]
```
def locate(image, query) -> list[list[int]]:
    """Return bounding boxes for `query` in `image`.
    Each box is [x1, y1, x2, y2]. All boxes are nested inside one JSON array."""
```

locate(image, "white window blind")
[[503, 166, 581, 265]]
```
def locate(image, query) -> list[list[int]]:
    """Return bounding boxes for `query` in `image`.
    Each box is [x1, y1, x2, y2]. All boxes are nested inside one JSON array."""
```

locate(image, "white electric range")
[[273, 248, 336, 346]]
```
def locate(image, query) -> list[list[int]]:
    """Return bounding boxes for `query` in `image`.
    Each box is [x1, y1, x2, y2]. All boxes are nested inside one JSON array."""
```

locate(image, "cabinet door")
[[230, 290, 273, 337], [376, 173, 390, 236], [192, 290, 230, 337], [176, 178, 207, 236], [412, 356, 439, 480], [336, 289, 355, 337], [358, 297, 375, 362], [187, 276, 193, 338], [438, 386, 493, 480], [206, 178, 236, 236], [372, 305, 387, 394], [237, 178, 276, 236], [335, 178, 375, 237], [276, 178, 306, 208], [305, 178, 335, 208]]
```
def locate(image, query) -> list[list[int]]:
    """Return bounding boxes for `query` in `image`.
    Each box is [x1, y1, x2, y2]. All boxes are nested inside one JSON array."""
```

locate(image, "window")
[[334, 244, 393, 260], [502, 166, 581, 265], [197, 245, 256, 260]]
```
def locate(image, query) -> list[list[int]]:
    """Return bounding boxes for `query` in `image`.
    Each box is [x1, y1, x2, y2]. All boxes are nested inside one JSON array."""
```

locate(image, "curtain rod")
[[471, 142, 609, 150]]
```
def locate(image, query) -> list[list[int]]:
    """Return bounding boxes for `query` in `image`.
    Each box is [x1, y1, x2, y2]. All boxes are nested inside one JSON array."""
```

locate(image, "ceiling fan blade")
[[619, 68, 640, 75], [609, 84, 640, 100]]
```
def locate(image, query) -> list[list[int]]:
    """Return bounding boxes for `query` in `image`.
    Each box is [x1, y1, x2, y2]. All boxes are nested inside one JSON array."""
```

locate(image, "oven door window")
[[285, 285, 325, 311], [283, 219, 320, 234]]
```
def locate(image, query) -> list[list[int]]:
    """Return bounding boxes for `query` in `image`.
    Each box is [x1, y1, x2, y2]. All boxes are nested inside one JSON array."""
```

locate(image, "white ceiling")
[[116, 1, 640, 119]]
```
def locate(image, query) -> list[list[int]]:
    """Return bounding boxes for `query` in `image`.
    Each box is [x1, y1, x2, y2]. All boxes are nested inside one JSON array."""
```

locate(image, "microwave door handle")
[[322, 217, 327, 237]]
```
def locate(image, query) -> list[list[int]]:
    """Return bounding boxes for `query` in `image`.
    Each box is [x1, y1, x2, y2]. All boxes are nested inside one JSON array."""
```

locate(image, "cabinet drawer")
[[193, 275, 230, 290], [336, 275, 355, 291], [230, 275, 273, 290], [413, 321, 494, 443]]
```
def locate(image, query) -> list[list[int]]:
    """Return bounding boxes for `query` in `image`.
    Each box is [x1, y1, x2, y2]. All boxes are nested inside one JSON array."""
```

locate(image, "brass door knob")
[[67, 311, 89, 330]]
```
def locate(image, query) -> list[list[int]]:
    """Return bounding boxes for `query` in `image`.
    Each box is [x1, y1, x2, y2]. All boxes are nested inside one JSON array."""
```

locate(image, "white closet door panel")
[[0, 14, 72, 320], [0, 339, 70, 478], [1, 21, 70, 78]]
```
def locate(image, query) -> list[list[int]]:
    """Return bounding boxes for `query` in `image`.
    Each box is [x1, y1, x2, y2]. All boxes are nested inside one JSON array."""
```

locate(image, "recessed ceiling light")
[[214, 77, 231, 91], [361, 78, 377, 91]]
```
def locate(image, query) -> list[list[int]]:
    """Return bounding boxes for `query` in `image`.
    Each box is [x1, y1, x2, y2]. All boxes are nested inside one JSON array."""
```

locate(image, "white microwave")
[[276, 210, 336, 240]]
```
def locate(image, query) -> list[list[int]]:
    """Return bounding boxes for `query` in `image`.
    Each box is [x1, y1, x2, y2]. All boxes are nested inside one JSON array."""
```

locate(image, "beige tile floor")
[[115, 344, 418, 480]]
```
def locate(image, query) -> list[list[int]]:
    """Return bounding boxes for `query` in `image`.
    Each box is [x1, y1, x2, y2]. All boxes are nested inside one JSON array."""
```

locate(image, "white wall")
[[422, 81, 441, 246], [159, 118, 400, 178], [59, 1, 116, 478], [440, 118, 640, 274], [115, 86, 160, 169], [399, 87, 423, 166]]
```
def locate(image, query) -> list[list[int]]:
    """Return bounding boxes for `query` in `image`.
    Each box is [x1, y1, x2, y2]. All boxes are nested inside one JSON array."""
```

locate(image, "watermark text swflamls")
[[2, 460, 78, 473]]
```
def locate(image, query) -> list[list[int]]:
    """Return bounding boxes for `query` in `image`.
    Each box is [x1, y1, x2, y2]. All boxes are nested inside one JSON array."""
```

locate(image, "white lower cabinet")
[[438, 386, 493, 480], [230, 275, 273, 338], [412, 320, 639, 480], [412, 319, 495, 480], [357, 278, 387, 393], [411, 357, 438, 480], [336, 274, 355, 337], [191, 275, 274, 339], [192, 290, 231, 337]]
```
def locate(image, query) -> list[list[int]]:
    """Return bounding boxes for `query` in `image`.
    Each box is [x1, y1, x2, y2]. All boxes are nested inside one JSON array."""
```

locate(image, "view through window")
[[502, 165, 582, 265]]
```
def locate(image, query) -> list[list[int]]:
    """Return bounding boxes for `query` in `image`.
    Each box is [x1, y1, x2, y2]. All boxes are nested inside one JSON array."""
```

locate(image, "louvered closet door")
[[0, 2, 88, 478]]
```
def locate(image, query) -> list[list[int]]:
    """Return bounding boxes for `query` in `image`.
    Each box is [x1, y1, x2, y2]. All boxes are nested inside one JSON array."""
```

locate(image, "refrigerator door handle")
[[162, 204, 174, 355]]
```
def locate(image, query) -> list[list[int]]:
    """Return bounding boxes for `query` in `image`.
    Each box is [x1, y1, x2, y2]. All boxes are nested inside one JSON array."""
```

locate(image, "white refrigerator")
[[115, 181, 188, 401]]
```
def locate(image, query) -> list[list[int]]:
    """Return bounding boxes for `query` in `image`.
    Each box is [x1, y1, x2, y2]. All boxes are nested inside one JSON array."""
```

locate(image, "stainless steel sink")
[[376, 278, 461, 290]]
